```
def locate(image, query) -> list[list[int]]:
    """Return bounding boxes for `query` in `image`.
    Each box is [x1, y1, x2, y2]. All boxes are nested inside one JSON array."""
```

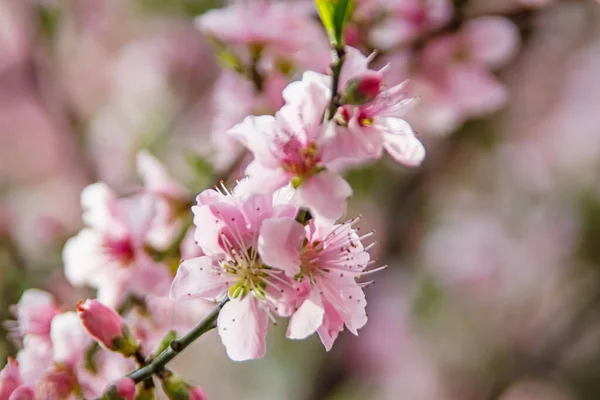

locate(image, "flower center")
[[281, 140, 323, 187], [224, 249, 269, 300], [103, 237, 135, 266]]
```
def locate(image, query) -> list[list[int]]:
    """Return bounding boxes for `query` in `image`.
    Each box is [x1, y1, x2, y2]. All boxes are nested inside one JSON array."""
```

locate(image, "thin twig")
[[325, 45, 347, 121], [128, 298, 229, 383]]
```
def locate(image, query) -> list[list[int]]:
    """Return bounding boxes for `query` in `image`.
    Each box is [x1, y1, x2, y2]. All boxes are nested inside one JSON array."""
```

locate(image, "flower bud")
[[102, 378, 136, 400], [161, 373, 206, 400], [342, 72, 383, 105], [77, 300, 138, 356], [0, 358, 22, 399]]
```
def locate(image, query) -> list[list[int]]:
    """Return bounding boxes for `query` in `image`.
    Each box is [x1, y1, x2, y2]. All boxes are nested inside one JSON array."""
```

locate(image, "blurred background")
[[2, 0, 600, 399]]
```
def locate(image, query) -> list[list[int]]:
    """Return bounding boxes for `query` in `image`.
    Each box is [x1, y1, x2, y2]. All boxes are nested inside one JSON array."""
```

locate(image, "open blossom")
[[171, 183, 301, 361], [404, 16, 520, 135], [256, 216, 373, 350], [62, 182, 171, 308], [228, 82, 353, 223], [284, 47, 426, 168]]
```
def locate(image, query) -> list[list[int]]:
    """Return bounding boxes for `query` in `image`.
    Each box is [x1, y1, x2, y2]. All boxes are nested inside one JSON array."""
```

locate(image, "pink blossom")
[[136, 150, 190, 251], [228, 83, 353, 223], [361, 0, 453, 49], [0, 358, 22, 400], [62, 182, 171, 308], [405, 16, 520, 135], [6, 385, 35, 400], [286, 47, 425, 167], [8, 289, 59, 340], [171, 184, 299, 361], [196, 1, 325, 61], [286, 219, 373, 350], [103, 377, 136, 400]]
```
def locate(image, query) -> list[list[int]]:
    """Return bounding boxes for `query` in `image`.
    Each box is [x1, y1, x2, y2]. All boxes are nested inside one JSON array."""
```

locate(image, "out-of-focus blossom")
[[0, 358, 22, 400], [62, 182, 171, 308], [171, 183, 298, 361], [101, 377, 136, 400], [7, 289, 59, 340], [405, 16, 520, 135], [356, 0, 453, 50]]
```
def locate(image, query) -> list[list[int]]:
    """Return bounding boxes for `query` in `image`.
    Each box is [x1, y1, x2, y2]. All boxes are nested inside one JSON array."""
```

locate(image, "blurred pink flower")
[[62, 183, 171, 308], [0, 358, 22, 400], [7, 289, 60, 340]]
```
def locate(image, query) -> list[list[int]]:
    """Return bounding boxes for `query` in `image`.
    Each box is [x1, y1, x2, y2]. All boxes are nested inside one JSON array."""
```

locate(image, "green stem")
[[128, 299, 229, 383], [326, 45, 346, 121]]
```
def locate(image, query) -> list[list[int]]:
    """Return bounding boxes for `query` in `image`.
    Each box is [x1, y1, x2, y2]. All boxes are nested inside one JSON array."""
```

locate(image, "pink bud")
[[7, 385, 35, 400], [189, 387, 207, 400], [102, 378, 136, 400], [342, 72, 383, 105], [77, 300, 137, 356], [0, 358, 22, 400]]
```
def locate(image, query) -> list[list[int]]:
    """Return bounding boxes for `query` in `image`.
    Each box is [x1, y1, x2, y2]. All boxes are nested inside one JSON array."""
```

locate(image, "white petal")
[[287, 290, 324, 340], [170, 257, 233, 301], [380, 118, 426, 167]]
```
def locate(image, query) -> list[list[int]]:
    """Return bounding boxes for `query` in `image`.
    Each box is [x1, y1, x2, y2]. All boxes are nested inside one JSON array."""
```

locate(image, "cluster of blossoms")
[[0, 0, 438, 398]]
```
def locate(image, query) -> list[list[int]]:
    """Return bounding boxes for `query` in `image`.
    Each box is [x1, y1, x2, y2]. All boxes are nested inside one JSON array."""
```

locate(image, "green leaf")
[[314, 0, 353, 47]]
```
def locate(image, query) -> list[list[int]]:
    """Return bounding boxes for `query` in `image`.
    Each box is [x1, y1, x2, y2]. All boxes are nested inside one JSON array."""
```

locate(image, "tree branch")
[[128, 298, 229, 383]]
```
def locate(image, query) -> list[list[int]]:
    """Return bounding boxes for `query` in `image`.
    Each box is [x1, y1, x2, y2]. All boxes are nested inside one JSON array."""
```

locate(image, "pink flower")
[[196, 1, 325, 61], [62, 183, 171, 308], [0, 358, 22, 400], [77, 300, 137, 356], [404, 16, 520, 135], [170, 184, 299, 361], [6, 385, 35, 400], [136, 150, 190, 251], [228, 83, 353, 223], [285, 47, 426, 168], [286, 219, 374, 350], [363, 0, 453, 49], [7, 289, 59, 340], [102, 377, 136, 400]]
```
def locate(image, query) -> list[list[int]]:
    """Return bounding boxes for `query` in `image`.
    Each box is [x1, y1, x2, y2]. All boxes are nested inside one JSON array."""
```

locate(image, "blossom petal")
[[170, 257, 234, 301], [228, 115, 279, 169], [62, 229, 108, 287], [294, 171, 352, 223], [380, 118, 426, 167], [287, 289, 324, 340], [316, 298, 344, 351], [0, 358, 22, 400], [217, 295, 268, 361], [258, 217, 305, 277], [50, 312, 91, 365]]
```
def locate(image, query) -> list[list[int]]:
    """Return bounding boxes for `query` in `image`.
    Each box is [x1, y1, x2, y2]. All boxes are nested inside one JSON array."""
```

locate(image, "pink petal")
[[170, 257, 234, 301], [8, 385, 35, 400], [339, 47, 370, 89], [258, 217, 305, 277], [287, 289, 324, 340], [50, 312, 91, 366], [380, 117, 426, 167], [80, 183, 118, 232], [228, 115, 279, 169], [317, 298, 344, 351], [136, 150, 187, 198], [294, 170, 352, 223], [217, 295, 268, 361], [464, 16, 520, 69], [0, 358, 22, 400], [244, 163, 290, 195], [319, 276, 368, 335]]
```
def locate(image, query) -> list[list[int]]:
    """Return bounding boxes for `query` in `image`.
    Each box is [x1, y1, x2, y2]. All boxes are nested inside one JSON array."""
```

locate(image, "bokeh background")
[[2, 0, 600, 399]]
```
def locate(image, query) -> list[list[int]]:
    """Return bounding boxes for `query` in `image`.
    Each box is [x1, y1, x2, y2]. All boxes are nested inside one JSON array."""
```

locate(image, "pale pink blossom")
[[0, 358, 22, 400], [62, 182, 171, 308], [285, 47, 425, 168], [7, 289, 59, 340], [136, 150, 190, 251], [405, 16, 520, 135], [359, 0, 453, 49], [171, 184, 299, 361], [285, 219, 372, 350], [228, 82, 353, 223]]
